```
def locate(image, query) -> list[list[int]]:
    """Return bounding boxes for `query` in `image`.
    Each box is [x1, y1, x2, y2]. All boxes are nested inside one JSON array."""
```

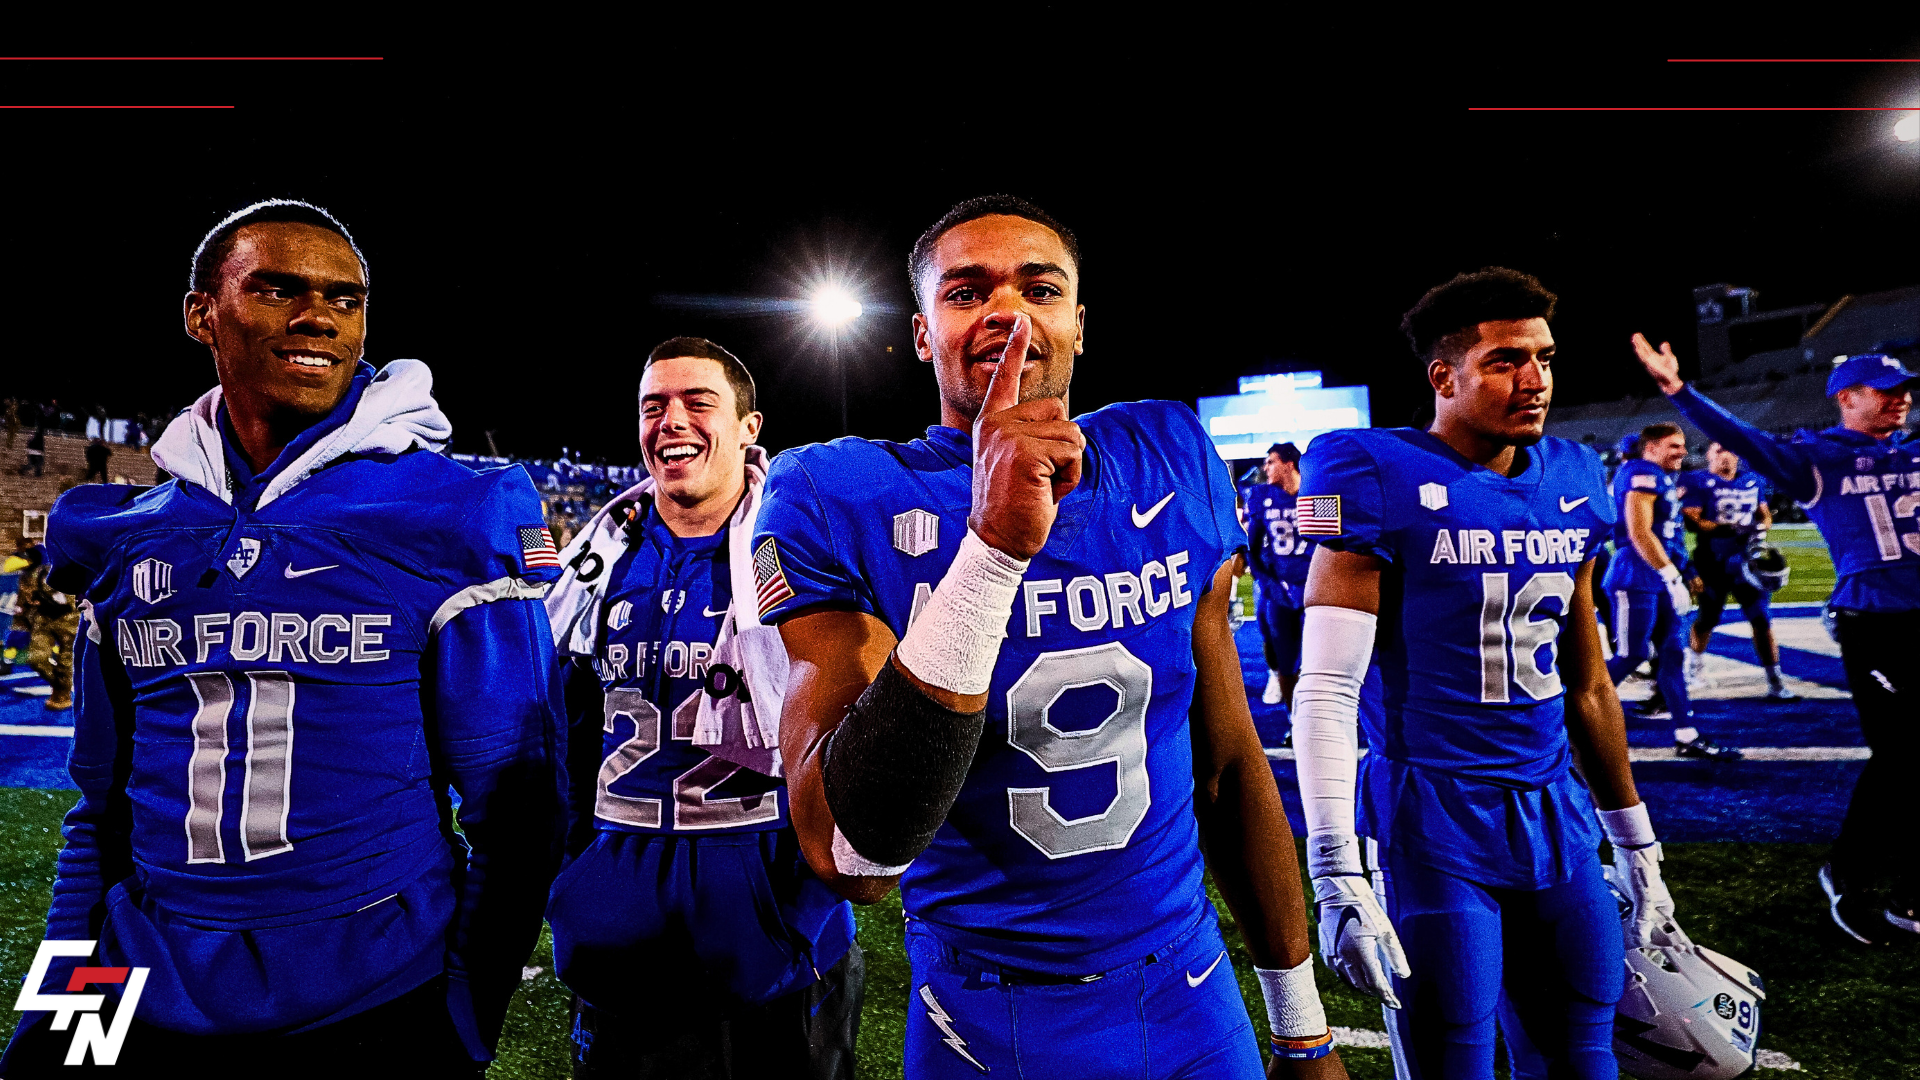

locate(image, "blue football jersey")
[[37, 378, 562, 1036], [582, 510, 784, 835], [1297, 429, 1614, 887], [1672, 387, 1920, 611], [1681, 468, 1769, 563], [1244, 482, 1313, 599], [1604, 459, 1687, 591], [755, 400, 1243, 975]]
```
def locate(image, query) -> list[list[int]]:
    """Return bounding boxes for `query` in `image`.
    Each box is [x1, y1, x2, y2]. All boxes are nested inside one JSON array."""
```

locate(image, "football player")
[[1679, 442, 1794, 700], [1605, 424, 1740, 756], [1632, 337, 1920, 942], [543, 337, 861, 1077], [1295, 269, 1672, 1079], [1246, 442, 1314, 707], [756, 196, 1342, 1079], [2, 201, 564, 1075]]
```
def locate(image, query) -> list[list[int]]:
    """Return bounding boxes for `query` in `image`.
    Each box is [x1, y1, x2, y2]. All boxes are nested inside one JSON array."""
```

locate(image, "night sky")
[[5, 45, 1917, 462]]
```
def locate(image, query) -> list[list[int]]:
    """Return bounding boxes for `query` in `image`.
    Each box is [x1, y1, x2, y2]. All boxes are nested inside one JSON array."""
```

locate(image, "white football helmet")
[[1614, 917, 1767, 1080]]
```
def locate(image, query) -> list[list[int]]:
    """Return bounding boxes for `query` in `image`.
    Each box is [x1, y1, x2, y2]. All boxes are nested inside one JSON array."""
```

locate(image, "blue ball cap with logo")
[[1826, 353, 1919, 396]]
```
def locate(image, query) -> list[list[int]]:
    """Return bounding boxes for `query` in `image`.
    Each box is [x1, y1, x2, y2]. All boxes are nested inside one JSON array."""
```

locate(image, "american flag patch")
[[754, 537, 795, 617], [519, 525, 560, 569], [1296, 495, 1342, 537]]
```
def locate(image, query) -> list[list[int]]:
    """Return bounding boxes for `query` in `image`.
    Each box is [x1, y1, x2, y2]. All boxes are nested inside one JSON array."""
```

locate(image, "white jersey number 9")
[[1005, 642, 1153, 859]]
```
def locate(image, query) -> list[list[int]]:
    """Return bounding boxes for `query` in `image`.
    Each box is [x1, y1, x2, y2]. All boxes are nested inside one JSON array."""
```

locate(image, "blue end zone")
[[1235, 618, 1864, 845]]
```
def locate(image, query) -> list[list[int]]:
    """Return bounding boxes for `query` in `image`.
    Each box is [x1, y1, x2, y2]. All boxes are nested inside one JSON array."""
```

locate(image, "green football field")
[[0, 789, 1912, 1078]]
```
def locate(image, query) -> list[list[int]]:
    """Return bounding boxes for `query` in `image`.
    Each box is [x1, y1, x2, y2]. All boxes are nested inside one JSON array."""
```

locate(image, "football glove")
[[1610, 842, 1678, 948], [1657, 563, 1693, 617], [1314, 873, 1411, 1008]]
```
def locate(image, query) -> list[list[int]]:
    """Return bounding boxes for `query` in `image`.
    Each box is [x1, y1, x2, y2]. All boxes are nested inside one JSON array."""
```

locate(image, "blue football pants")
[[1605, 587, 1692, 721], [903, 912, 1262, 1079], [547, 829, 854, 1018], [1379, 846, 1624, 1080], [1254, 583, 1304, 676]]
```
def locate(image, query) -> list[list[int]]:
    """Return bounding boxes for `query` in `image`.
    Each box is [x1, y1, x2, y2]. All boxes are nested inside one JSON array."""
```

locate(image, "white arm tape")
[[1294, 605, 1378, 879], [1657, 563, 1684, 585], [832, 824, 912, 877], [893, 529, 1029, 695], [1256, 956, 1329, 1039], [1598, 802, 1657, 849]]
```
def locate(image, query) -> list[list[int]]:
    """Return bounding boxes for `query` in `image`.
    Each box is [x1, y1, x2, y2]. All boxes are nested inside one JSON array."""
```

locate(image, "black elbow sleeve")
[[821, 659, 986, 868]]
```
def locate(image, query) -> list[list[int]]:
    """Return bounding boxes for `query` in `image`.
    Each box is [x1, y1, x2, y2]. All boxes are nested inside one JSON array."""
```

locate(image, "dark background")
[[2, 41, 1916, 461]]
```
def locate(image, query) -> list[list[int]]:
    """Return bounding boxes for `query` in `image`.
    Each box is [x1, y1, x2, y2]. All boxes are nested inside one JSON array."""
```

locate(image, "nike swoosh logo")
[[283, 563, 340, 579], [1186, 950, 1226, 988], [1559, 496, 1590, 513], [702, 605, 727, 618], [1132, 491, 1176, 528]]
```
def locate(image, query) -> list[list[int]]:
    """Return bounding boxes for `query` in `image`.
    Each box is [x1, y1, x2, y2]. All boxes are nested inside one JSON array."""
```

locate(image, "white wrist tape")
[[1657, 563, 1684, 586], [1294, 605, 1377, 879], [1599, 802, 1657, 849], [894, 529, 1028, 695], [832, 825, 912, 877], [1257, 956, 1328, 1039]]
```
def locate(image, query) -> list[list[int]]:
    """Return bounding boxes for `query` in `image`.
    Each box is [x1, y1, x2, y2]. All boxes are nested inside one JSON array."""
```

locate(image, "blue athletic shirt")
[[1603, 459, 1688, 592], [1670, 386, 1920, 612], [755, 400, 1243, 975], [1680, 468, 1770, 565], [1298, 428, 1613, 888], [31, 366, 564, 1042], [1244, 482, 1313, 603], [572, 506, 785, 837]]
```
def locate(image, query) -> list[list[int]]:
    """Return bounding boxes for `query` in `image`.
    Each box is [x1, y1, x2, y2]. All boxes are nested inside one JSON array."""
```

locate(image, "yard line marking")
[[0, 724, 74, 737], [1265, 746, 1868, 762], [0, 672, 41, 682]]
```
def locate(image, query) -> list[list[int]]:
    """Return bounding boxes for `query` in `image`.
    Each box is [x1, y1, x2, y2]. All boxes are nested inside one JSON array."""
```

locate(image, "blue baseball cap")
[[1827, 353, 1920, 396]]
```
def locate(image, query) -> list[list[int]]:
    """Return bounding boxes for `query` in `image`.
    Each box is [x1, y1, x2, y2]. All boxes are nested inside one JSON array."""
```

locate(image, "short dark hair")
[[1268, 442, 1301, 463], [1401, 267, 1557, 365], [190, 199, 368, 294], [645, 337, 757, 417], [908, 194, 1081, 310], [1640, 422, 1682, 444]]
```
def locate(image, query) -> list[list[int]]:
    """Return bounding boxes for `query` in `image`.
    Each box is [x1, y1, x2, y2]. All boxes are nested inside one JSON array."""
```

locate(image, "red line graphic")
[[66, 967, 130, 991]]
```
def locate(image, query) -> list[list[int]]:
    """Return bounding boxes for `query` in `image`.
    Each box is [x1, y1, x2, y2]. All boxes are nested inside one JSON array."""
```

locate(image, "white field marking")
[[1713, 616, 1841, 659], [0, 671, 41, 682], [1615, 652, 1845, 701], [1331, 1026, 1391, 1048], [1264, 746, 1867, 762], [8, 685, 52, 698], [1754, 1049, 1804, 1071], [0, 724, 74, 737], [521, 966, 545, 981]]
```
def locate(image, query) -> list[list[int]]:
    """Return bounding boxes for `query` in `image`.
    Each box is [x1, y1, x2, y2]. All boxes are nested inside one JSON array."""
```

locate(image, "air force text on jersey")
[[113, 611, 395, 668]]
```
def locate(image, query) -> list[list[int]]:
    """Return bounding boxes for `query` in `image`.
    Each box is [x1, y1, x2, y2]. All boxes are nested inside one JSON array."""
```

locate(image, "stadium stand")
[[0, 432, 160, 542]]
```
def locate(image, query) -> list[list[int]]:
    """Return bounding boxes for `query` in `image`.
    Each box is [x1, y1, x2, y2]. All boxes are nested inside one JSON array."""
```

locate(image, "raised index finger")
[[980, 313, 1031, 421]]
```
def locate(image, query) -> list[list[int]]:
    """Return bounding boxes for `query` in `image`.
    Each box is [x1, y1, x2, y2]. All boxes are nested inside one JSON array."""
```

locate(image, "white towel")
[[545, 447, 787, 777]]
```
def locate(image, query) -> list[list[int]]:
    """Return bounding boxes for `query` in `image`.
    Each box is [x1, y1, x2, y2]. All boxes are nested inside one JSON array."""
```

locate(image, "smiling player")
[[543, 337, 860, 1077], [754, 196, 1340, 1079], [1294, 269, 1669, 1078], [2, 201, 563, 1075]]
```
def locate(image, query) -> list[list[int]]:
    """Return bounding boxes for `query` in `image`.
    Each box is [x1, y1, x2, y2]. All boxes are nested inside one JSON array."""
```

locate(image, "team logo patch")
[[1418, 482, 1449, 511], [893, 509, 939, 557], [131, 558, 174, 604], [1296, 495, 1341, 537], [607, 600, 633, 631], [660, 590, 685, 614], [226, 538, 261, 580], [1858, 456, 1876, 472], [519, 525, 560, 570], [754, 538, 794, 617]]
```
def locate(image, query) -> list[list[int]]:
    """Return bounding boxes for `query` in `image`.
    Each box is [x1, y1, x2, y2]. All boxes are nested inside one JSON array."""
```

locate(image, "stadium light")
[[1897, 112, 1919, 143], [810, 286, 863, 327]]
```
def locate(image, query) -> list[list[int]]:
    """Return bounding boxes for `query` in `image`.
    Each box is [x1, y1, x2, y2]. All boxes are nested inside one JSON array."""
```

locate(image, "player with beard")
[[3, 201, 562, 1076], [754, 196, 1341, 1078], [1293, 269, 1671, 1078]]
